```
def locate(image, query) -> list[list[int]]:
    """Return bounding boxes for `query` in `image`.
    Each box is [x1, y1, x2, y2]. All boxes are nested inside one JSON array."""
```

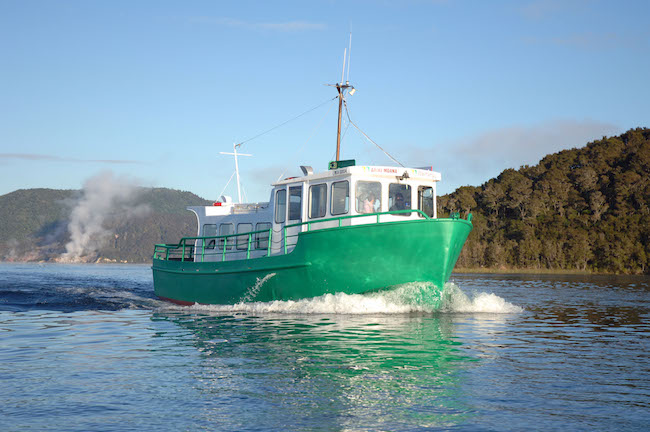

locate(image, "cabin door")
[[271, 184, 304, 255], [284, 184, 303, 252]]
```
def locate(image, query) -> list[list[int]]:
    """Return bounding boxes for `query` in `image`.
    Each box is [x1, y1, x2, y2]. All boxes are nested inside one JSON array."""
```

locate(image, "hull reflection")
[[152, 310, 476, 430]]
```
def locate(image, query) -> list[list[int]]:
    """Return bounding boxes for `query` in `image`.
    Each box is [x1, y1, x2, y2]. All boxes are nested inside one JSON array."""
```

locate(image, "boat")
[[152, 62, 473, 305]]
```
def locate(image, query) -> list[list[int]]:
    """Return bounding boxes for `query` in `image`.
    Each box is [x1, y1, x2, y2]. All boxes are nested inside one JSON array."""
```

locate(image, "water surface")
[[1, 264, 648, 431]]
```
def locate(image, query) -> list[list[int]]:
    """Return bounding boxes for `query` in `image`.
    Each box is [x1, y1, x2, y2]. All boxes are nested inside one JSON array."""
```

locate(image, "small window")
[[255, 223, 271, 249], [203, 224, 217, 249], [389, 184, 411, 216], [356, 181, 381, 214], [218, 223, 234, 250], [289, 186, 302, 221], [237, 223, 253, 250], [418, 186, 434, 218], [309, 184, 327, 219], [331, 181, 349, 215], [275, 189, 286, 223]]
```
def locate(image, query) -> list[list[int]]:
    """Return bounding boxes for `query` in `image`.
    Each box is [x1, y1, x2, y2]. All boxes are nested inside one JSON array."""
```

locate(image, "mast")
[[220, 143, 252, 203], [335, 84, 344, 161], [334, 41, 355, 161]]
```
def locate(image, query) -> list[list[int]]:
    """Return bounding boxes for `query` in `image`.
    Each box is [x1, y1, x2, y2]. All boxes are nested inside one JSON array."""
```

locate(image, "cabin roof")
[[272, 165, 441, 186]]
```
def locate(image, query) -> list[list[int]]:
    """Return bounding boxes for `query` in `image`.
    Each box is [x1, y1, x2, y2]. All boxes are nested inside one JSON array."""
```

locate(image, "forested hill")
[[0, 188, 211, 263], [2, 128, 648, 272], [440, 128, 650, 274]]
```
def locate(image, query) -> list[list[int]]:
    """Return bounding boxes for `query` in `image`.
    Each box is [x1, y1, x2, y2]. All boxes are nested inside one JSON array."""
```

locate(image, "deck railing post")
[[267, 228, 272, 257], [247, 233, 251, 259], [222, 238, 227, 262], [201, 240, 205, 262], [182, 241, 186, 262]]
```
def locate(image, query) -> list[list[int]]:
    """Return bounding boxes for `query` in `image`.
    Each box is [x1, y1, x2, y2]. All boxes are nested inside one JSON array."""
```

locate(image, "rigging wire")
[[241, 184, 248, 203], [341, 118, 351, 142], [275, 97, 338, 181], [343, 99, 404, 167], [216, 170, 236, 201], [236, 96, 338, 147]]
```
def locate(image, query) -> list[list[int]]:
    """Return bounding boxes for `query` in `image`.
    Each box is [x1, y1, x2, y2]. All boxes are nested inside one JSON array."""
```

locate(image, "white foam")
[[239, 273, 276, 303], [167, 282, 523, 315], [440, 284, 524, 313]]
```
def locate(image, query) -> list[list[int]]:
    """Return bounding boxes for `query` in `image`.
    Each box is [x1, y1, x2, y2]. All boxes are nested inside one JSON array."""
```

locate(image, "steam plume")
[[61, 171, 149, 262]]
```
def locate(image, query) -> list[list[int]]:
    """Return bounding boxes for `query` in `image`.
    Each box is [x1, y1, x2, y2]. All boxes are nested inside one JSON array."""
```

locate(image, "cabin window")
[[331, 181, 349, 215], [418, 186, 434, 218], [289, 186, 302, 221], [309, 183, 327, 219], [237, 223, 253, 250], [255, 222, 271, 249], [275, 189, 286, 223], [389, 183, 411, 216], [356, 181, 381, 214], [218, 223, 234, 250], [203, 224, 217, 249]]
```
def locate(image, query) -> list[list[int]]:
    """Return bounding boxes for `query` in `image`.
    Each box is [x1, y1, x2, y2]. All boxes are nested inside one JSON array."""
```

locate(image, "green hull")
[[152, 218, 472, 305]]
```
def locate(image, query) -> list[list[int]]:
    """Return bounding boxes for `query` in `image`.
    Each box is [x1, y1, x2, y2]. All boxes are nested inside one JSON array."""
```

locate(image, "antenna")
[[346, 32, 352, 83], [329, 36, 356, 161], [340, 48, 347, 85], [220, 143, 253, 204]]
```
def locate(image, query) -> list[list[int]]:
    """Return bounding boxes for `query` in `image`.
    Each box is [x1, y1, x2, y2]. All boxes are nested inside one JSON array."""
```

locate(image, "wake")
[[170, 282, 523, 315]]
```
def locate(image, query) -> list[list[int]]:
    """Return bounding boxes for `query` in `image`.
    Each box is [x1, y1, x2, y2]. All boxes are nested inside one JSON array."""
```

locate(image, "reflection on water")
[[152, 311, 476, 430], [142, 281, 524, 430], [1, 264, 649, 431]]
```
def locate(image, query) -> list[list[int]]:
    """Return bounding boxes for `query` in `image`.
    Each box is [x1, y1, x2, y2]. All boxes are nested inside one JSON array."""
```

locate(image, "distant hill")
[[2, 128, 648, 273], [0, 188, 211, 263], [440, 128, 650, 274]]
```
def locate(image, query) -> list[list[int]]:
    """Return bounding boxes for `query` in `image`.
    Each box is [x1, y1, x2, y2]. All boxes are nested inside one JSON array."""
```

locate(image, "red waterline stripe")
[[158, 296, 195, 306]]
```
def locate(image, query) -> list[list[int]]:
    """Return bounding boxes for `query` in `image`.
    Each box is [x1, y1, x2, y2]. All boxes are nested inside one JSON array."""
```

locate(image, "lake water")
[[1, 263, 648, 431]]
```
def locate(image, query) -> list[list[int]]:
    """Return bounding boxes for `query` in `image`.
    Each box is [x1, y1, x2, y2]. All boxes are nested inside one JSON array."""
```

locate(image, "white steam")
[[61, 171, 149, 262]]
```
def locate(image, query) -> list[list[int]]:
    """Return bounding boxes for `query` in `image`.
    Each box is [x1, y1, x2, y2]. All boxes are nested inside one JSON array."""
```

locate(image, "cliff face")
[[0, 187, 210, 263], [439, 128, 650, 274]]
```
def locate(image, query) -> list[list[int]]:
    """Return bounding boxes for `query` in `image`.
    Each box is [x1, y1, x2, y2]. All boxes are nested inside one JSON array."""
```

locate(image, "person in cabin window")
[[363, 193, 377, 214], [390, 193, 405, 212]]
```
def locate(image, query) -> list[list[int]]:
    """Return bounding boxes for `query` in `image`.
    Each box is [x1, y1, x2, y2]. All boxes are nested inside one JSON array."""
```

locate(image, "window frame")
[[236, 223, 253, 250], [255, 222, 272, 250], [203, 224, 217, 249], [218, 223, 234, 250], [388, 183, 412, 217], [355, 180, 382, 214], [309, 183, 327, 219], [330, 180, 350, 216], [417, 186, 434, 218], [275, 189, 287, 224], [288, 186, 303, 221]]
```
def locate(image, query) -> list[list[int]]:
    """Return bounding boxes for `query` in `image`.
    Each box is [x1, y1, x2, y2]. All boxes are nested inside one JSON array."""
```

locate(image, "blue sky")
[[1, 0, 648, 202]]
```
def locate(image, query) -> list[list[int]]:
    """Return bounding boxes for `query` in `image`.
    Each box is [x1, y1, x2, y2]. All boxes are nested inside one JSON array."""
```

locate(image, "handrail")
[[281, 209, 430, 253], [153, 227, 272, 263], [284, 208, 430, 230], [153, 209, 471, 263]]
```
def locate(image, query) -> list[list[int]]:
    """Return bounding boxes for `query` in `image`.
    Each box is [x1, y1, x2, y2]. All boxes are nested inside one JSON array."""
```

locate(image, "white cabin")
[[188, 163, 441, 262]]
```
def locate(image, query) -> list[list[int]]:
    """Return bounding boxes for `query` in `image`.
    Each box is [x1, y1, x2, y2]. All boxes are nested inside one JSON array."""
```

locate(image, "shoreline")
[[452, 267, 648, 276], [2, 260, 648, 276]]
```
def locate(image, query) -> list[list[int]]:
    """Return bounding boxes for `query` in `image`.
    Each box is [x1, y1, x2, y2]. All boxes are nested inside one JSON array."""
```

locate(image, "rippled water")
[[0, 263, 648, 431]]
